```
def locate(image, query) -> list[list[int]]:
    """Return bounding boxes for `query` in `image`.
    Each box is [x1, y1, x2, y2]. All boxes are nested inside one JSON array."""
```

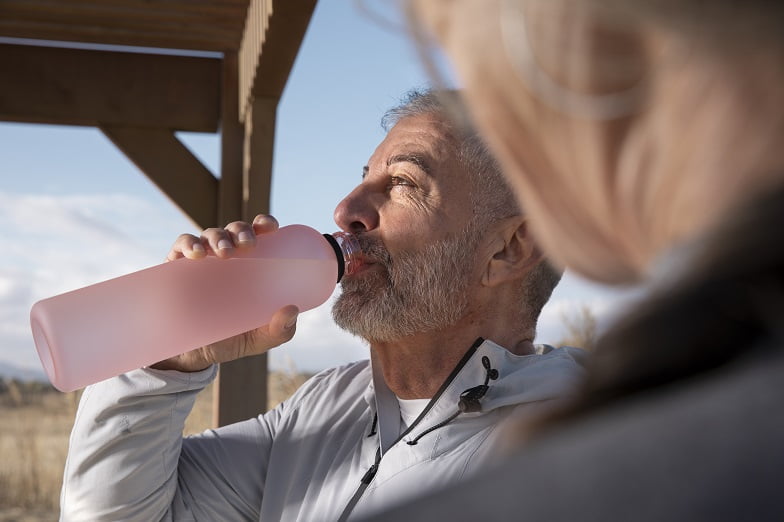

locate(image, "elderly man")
[[60, 90, 584, 521]]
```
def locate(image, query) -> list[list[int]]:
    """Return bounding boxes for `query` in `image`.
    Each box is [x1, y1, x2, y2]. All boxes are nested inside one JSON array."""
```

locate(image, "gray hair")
[[382, 88, 563, 328], [382, 89, 519, 226]]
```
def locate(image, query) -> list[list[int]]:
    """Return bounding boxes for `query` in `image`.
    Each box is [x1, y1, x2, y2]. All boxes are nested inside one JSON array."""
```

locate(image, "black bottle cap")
[[323, 233, 345, 283]]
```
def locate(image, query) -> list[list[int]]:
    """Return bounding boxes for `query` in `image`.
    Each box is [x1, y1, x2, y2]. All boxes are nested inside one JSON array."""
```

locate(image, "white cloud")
[[0, 190, 194, 374], [0, 267, 44, 371], [0, 192, 192, 277]]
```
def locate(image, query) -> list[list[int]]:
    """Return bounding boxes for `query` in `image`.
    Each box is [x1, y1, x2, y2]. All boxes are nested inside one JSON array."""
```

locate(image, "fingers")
[[252, 214, 279, 235], [222, 220, 257, 252], [212, 215, 278, 258], [167, 233, 206, 261], [152, 304, 299, 371], [201, 224, 245, 258], [237, 305, 300, 359], [267, 304, 300, 342], [166, 215, 279, 262], [208, 305, 300, 365]]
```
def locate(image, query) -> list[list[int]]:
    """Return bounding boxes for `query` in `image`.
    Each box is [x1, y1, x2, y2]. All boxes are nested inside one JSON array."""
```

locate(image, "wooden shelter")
[[0, 0, 318, 426]]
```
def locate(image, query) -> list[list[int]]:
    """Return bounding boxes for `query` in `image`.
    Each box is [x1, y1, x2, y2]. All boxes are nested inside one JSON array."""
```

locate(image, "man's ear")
[[482, 216, 544, 287]]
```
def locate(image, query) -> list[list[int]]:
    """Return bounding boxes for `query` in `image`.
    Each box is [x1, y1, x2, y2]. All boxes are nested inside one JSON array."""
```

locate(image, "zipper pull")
[[361, 464, 378, 484]]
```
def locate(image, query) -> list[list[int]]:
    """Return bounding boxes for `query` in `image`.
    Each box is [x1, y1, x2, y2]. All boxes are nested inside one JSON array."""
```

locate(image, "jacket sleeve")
[[60, 366, 282, 521]]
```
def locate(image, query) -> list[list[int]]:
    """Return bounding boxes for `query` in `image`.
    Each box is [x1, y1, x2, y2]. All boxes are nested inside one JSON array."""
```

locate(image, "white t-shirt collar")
[[397, 396, 431, 431]]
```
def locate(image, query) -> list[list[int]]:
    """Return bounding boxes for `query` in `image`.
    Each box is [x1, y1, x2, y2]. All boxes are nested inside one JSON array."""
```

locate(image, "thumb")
[[262, 305, 300, 346]]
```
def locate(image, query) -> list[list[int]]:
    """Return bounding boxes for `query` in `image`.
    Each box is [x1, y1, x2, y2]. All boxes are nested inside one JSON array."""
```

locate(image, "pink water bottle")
[[30, 225, 361, 392]]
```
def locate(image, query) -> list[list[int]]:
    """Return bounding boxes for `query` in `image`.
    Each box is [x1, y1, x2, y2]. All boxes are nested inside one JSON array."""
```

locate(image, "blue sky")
[[0, 2, 640, 378]]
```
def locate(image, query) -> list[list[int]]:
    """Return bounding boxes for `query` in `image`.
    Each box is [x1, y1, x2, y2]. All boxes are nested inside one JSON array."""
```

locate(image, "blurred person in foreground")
[[59, 90, 584, 521], [363, 1, 784, 520]]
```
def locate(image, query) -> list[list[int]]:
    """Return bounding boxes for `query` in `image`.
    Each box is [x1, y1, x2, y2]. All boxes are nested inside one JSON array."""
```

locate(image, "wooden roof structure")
[[0, 0, 318, 426]]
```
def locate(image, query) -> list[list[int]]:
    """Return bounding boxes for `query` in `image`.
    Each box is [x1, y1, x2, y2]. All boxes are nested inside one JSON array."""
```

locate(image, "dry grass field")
[[0, 371, 310, 521]]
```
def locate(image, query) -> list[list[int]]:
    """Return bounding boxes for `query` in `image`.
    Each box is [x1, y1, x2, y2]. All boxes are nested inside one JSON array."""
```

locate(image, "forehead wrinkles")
[[373, 118, 459, 174], [404, 116, 458, 158]]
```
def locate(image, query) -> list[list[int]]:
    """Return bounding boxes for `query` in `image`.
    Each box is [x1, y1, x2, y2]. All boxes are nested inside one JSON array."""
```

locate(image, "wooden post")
[[212, 53, 279, 427], [210, 0, 316, 426], [0, 1, 318, 429], [242, 96, 277, 220]]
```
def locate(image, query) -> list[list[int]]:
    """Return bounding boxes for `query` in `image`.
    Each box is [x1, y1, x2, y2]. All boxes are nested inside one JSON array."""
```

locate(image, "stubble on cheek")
[[332, 259, 399, 341], [336, 268, 388, 308], [331, 228, 478, 342]]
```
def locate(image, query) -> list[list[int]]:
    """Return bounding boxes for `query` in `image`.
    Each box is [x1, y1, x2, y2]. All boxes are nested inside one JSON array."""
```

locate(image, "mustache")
[[355, 234, 393, 269]]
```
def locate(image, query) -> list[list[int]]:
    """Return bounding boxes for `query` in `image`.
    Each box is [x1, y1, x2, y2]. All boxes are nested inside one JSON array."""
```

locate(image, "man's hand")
[[151, 215, 299, 372]]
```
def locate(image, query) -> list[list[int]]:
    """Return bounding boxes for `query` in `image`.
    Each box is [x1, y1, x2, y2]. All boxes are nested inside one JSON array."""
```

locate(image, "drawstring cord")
[[338, 338, 487, 522], [406, 411, 460, 445], [407, 356, 498, 446]]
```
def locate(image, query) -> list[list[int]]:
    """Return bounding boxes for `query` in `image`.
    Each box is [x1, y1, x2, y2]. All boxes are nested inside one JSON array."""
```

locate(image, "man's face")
[[331, 114, 482, 342]]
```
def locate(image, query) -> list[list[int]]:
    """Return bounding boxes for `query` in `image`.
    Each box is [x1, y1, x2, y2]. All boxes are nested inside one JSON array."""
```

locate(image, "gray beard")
[[332, 224, 482, 343]]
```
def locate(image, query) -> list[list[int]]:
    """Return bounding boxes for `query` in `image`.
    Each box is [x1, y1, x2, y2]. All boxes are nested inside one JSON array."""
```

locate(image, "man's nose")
[[334, 186, 379, 233]]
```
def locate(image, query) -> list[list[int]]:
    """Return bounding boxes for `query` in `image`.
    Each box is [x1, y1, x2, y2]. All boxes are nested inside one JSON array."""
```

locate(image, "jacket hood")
[[366, 338, 587, 452]]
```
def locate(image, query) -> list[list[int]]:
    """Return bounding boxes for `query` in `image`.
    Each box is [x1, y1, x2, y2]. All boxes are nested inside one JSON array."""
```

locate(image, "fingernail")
[[238, 231, 254, 243], [192, 243, 205, 254], [255, 215, 278, 226], [285, 316, 297, 330], [218, 239, 233, 250]]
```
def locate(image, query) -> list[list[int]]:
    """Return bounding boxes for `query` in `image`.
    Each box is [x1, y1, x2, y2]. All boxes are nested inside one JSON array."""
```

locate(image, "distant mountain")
[[0, 361, 47, 382]]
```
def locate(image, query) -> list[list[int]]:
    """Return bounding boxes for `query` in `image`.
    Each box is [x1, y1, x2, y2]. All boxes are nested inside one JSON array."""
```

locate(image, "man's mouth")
[[346, 235, 389, 276], [347, 254, 377, 276]]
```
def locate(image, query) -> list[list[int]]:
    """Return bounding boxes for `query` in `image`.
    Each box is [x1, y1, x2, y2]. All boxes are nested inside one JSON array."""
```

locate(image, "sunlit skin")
[[154, 113, 543, 399], [333, 114, 538, 398], [335, 114, 475, 268]]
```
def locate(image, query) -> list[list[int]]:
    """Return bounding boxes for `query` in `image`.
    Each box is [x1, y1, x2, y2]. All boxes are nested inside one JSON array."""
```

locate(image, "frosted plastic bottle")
[[30, 225, 361, 392]]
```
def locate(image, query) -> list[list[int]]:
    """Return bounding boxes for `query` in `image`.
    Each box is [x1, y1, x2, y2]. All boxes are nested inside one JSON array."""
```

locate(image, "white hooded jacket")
[[61, 339, 585, 521]]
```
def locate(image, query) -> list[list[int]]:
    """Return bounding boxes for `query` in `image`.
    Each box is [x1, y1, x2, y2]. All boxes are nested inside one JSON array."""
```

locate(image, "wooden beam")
[[242, 96, 277, 219], [250, 1, 316, 98], [218, 52, 245, 225], [0, 0, 249, 29], [213, 52, 271, 428], [0, 44, 220, 131], [214, 0, 313, 426], [0, 20, 241, 52], [239, 0, 316, 117], [0, 0, 250, 18], [100, 126, 218, 229], [214, 96, 278, 425], [213, 358, 269, 427]]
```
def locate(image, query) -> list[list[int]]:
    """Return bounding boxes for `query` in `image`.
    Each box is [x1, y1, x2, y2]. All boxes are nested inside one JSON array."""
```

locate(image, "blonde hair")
[[410, 0, 784, 284], [407, 0, 784, 432]]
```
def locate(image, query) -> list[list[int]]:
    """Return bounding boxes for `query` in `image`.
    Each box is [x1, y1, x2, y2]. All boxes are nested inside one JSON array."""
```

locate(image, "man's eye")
[[389, 176, 414, 188]]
